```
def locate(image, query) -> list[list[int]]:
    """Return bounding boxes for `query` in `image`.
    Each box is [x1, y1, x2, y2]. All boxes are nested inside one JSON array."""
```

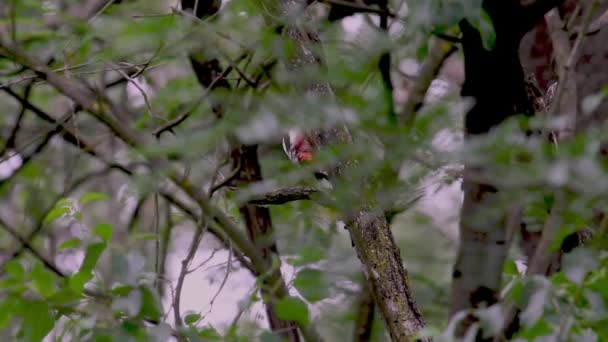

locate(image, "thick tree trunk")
[[233, 146, 302, 342], [349, 209, 427, 341], [180, 1, 300, 340], [450, 0, 565, 337], [275, 2, 429, 340]]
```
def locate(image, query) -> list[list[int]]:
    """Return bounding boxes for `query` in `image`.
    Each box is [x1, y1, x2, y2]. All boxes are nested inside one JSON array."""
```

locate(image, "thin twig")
[[0, 62, 160, 89], [400, 33, 457, 125], [153, 193, 161, 293], [173, 221, 207, 327], [115, 66, 164, 121], [187, 248, 220, 274], [0, 215, 65, 277], [547, 0, 598, 137], [576, 7, 608, 35], [209, 158, 242, 195], [0, 82, 31, 157], [2, 30, 319, 342], [152, 65, 234, 138], [0, 164, 125, 271], [175, 8, 250, 50], [202, 242, 233, 320], [157, 199, 174, 298], [0, 111, 75, 187]]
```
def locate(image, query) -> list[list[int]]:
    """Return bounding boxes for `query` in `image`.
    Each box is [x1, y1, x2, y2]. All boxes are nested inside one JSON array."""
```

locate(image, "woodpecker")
[[282, 129, 330, 181], [282, 129, 314, 164]]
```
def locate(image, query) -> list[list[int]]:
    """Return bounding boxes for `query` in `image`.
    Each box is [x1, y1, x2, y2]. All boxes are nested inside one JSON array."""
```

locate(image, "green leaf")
[[68, 271, 93, 295], [31, 262, 56, 298], [68, 242, 106, 294], [49, 287, 79, 306], [19, 162, 42, 180], [80, 192, 109, 205], [21, 300, 54, 342], [416, 43, 429, 62], [122, 320, 141, 335], [138, 285, 162, 322], [503, 259, 519, 276], [275, 296, 309, 326], [93, 223, 113, 243], [260, 331, 283, 342], [111, 285, 135, 296], [479, 9, 496, 50], [43, 206, 69, 225], [59, 238, 81, 250], [293, 268, 330, 302], [517, 319, 553, 339], [132, 233, 157, 241], [289, 247, 325, 266], [80, 242, 106, 274], [184, 312, 202, 325], [0, 297, 19, 329], [198, 326, 222, 339], [3, 260, 25, 280], [56, 198, 73, 208]]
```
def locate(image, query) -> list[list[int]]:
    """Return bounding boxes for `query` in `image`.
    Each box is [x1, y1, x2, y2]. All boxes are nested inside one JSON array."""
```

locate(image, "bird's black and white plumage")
[[282, 129, 314, 164], [282, 129, 329, 180]]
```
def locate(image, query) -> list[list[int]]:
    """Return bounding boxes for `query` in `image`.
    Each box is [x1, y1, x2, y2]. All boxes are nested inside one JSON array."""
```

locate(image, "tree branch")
[[399, 34, 457, 126], [352, 280, 375, 342], [245, 186, 318, 205], [377, 0, 395, 124], [179, 1, 308, 340], [450, 0, 566, 337], [521, 0, 567, 33], [586, 7, 608, 34], [0, 81, 32, 156], [270, 1, 429, 340], [546, 0, 598, 140]]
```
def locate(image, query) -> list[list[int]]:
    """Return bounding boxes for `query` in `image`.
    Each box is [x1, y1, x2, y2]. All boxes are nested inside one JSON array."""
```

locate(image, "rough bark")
[[245, 186, 318, 205], [353, 282, 376, 342], [274, 2, 429, 340], [502, 2, 599, 337], [180, 1, 301, 340], [349, 208, 427, 341], [232, 146, 301, 342], [520, 0, 608, 129], [450, 0, 565, 337]]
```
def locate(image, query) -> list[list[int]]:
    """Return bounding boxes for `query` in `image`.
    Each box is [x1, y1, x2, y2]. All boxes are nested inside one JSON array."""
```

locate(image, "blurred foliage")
[[0, 0, 607, 341]]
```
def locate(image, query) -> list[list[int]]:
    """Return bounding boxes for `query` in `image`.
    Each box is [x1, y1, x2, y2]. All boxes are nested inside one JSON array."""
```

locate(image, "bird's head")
[[282, 130, 314, 163]]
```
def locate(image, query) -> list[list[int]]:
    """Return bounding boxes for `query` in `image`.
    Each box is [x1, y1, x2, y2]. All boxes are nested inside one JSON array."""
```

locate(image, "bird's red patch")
[[294, 136, 313, 162], [297, 151, 313, 162]]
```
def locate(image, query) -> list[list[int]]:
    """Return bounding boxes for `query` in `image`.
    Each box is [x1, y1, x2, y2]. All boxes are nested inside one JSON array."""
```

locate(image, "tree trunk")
[[274, 1, 429, 340], [450, 0, 565, 337]]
